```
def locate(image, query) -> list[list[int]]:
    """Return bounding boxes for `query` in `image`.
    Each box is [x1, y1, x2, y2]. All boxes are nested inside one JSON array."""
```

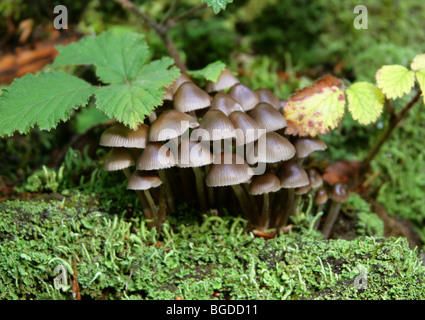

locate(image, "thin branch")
[[169, 3, 208, 26], [114, 0, 160, 31], [161, 0, 179, 25]]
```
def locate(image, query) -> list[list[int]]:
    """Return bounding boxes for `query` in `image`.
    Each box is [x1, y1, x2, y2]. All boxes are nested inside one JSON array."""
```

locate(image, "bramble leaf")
[[187, 61, 226, 82], [0, 72, 94, 137], [201, 0, 233, 14], [375, 65, 415, 100], [95, 58, 180, 129], [284, 76, 346, 136], [52, 31, 149, 84], [346, 82, 384, 125], [411, 54, 425, 104]]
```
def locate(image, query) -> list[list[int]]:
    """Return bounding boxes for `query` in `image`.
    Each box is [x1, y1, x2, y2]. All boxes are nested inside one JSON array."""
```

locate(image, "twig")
[[169, 3, 207, 26]]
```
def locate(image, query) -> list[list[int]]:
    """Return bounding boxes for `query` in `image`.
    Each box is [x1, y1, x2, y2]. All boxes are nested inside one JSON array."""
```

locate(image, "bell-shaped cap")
[[177, 139, 214, 168], [229, 111, 264, 146], [295, 183, 311, 195], [248, 102, 287, 132], [294, 136, 327, 158], [100, 123, 149, 149], [195, 109, 236, 141], [206, 69, 240, 93], [255, 88, 281, 110], [228, 83, 259, 111], [330, 183, 349, 203], [308, 168, 323, 188], [314, 187, 328, 205], [247, 132, 295, 164], [206, 152, 254, 187], [210, 92, 244, 116], [249, 172, 281, 195], [127, 171, 162, 190], [173, 82, 211, 113], [136, 142, 176, 170], [277, 161, 310, 188], [103, 148, 134, 171], [149, 109, 199, 142]]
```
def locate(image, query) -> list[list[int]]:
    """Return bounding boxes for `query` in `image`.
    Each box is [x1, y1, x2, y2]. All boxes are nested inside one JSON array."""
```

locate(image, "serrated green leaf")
[[284, 76, 346, 136], [410, 53, 425, 72], [375, 65, 415, 100], [52, 31, 149, 84], [202, 0, 233, 13], [95, 58, 180, 129], [0, 72, 94, 137], [186, 61, 226, 82], [346, 82, 384, 125]]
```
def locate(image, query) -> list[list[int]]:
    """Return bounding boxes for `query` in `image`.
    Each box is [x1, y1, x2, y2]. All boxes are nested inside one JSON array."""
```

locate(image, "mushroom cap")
[[330, 183, 349, 203], [228, 83, 259, 111], [277, 161, 310, 188], [294, 136, 327, 158], [177, 139, 214, 168], [103, 148, 134, 171], [308, 168, 323, 188], [210, 92, 244, 116], [100, 123, 149, 149], [228, 111, 264, 146], [255, 88, 281, 110], [249, 172, 281, 195], [247, 132, 295, 164], [194, 109, 236, 141], [248, 102, 287, 132], [127, 171, 162, 190], [149, 109, 199, 142], [314, 187, 328, 205], [173, 82, 211, 113], [171, 74, 193, 94], [295, 183, 311, 195], [206, 69, 240, 93], [136, 142, 176, 170], [206, 152, 254, 187]]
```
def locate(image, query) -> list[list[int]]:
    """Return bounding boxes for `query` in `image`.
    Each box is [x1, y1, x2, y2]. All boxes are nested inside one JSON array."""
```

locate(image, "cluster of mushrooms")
[[99, 69, 349, 238]]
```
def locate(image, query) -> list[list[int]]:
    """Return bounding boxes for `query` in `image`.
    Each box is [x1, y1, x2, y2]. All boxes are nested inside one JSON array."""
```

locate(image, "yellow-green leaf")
[[411, 53, 425, 104], [375, 65, 415, 100], [346, 82, 384, 125], [284, 76, 346, 137]]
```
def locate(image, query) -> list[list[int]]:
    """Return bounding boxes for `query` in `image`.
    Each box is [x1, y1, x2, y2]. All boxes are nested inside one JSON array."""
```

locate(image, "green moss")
[[0, 194, 423, 300]]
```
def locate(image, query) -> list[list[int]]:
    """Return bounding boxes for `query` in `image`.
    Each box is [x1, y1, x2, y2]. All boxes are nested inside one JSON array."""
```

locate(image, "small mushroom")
[[149, 109, 199, 142], [313, 187, 328, 230], [103, 148, 135, 171], [206, 69, 240, 93], [173, 82, 211, 113], [321, 183, 349, 239], [246, 131, 295, 164], [195, 109, 236, 142], [209, 92, 244, 116], [228, 83, 259, 111], [228, 111, 264, 146], [100, 123, 149, 149], [294, 136, 327, 159], [255, 88, 281, 110], [248, 102, 287, 133]]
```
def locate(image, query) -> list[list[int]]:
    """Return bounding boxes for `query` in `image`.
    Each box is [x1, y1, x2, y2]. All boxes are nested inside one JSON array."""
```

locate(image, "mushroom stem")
[[205, 165, 215, 207], [192, 166, 208, 212], [321, 201, 342, 239], [277, 188, 295, 229], [159, 169, 175, 212], [143, 189, 160, 229], [231, 184, 254, 222], [122, 168, 156, 229], [158, 185, 167, 224], [259, 193, 270, 229]]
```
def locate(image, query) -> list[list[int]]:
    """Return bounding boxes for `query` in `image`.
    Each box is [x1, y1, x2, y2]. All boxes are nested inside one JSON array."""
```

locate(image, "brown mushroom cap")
[[149, 109, 199, 142], [127, 171, 163, 190], [194, 109, 236, 141], [100, 123, 149, 149], [277, 161, 310, 188], [228, 83, 259, 111], [247, 132, 295, 164], [294, 136, 327, 158], [136, 142, 176, 170], [177, 139, 214, 168], [295, 183, 311, 195], [103, 148, 135, 171], [308, 168, 323, 188], [206, 152, 254, 187], [173, 82, 211, 113], [330, 183, 349, 203], [228, 111, 264, 146], [210, 92, 244, 116], [206, 69, 240, 93], [255, 88, 281, 110], [249, 172, 281, 195], [248, 102, 287, 132], [314, 187, 328, 205]]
